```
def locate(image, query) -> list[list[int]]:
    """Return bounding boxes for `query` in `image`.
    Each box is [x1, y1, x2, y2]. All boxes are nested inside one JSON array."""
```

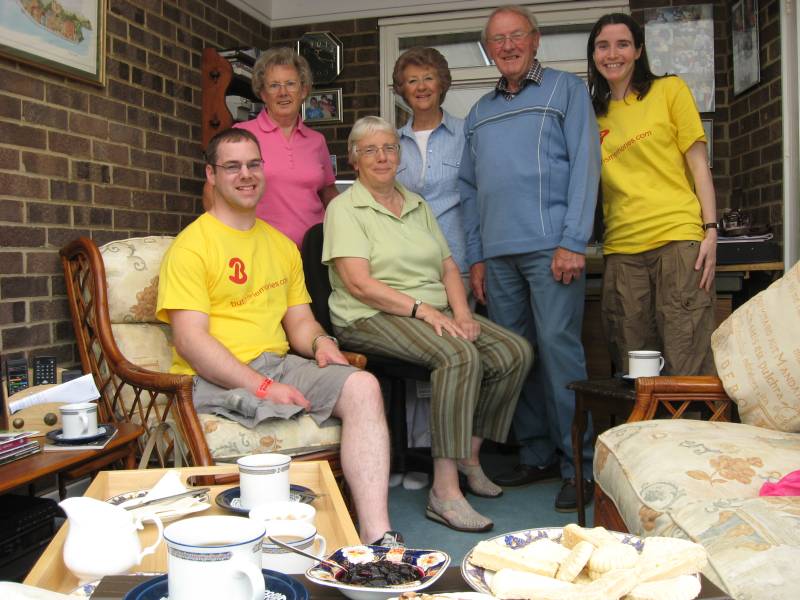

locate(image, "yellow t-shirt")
[[156, 213, 311, 375], [598, 76, 706, 255]]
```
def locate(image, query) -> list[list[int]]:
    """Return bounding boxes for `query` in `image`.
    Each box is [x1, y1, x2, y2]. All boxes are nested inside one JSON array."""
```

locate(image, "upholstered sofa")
[[61, 236, 358, 470], [594, 263, 800, 599]]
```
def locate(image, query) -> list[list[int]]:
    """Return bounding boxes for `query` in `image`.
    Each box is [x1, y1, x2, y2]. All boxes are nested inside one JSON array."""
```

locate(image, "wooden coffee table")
[[23, 462, 359, 594]]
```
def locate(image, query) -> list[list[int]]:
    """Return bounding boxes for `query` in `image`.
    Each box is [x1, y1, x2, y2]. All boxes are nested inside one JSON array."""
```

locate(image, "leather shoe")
[[491, 463, 560, 487], [555, 478, 594, 512]]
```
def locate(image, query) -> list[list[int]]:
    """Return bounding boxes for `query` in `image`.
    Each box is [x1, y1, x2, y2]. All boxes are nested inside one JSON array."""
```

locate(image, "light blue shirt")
[[397, 110, 468, 272]]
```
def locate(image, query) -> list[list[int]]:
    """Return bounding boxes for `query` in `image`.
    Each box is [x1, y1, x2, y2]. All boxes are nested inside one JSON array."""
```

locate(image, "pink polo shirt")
[[235, 111, 335, 246]]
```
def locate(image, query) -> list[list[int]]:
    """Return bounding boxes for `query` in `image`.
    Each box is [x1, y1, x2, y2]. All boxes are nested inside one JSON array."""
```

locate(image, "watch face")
[[298, 32, 342, 84]]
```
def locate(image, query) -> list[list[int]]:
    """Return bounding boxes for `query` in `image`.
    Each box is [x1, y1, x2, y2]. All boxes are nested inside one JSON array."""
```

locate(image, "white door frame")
[[781, 0, 799, 266]]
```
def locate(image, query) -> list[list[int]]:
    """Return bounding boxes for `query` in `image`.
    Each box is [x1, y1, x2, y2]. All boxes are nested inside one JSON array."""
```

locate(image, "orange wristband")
[[255, 377, 273, 398]]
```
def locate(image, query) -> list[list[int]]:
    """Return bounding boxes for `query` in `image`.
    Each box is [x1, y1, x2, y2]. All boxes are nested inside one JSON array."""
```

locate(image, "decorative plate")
[[216, 485, 315, 515], [305, 545, 450, 600], [70, 573, 161, 597], [460, 527, 645, 595], [105, 489, 211, 522], [46, 424, 113, 444], [122, 569, 309, 600]]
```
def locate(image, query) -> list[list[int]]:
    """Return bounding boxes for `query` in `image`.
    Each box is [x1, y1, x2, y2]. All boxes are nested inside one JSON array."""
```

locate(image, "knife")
[[123, 487, 210, 510]]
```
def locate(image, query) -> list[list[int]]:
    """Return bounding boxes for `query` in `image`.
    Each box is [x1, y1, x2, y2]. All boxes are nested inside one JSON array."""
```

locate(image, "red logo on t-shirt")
[[228, 258, 247, 284], [599, 129, 610, 145]]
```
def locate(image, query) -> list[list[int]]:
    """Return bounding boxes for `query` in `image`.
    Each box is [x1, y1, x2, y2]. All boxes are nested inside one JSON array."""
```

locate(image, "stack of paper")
[[0, 431, 40, 465]]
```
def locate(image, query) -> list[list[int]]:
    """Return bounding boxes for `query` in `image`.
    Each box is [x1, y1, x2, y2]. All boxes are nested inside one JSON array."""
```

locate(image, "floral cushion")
[[595, 419, 800, 596], [711, 261, 800, 433], [98, 237, 342, 458]]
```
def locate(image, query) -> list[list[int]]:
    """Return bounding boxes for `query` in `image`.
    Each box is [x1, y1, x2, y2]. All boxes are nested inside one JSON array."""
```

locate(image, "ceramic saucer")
[[216, 485, 315, 515], [122, 568, 309, 600], [46, 424, 113, 444], [70, 573, 161, 597]]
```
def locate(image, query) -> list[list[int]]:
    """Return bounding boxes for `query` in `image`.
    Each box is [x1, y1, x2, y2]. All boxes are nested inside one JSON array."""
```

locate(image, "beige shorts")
[[602, 241, 716, 376], [192, 352, 358, 429]]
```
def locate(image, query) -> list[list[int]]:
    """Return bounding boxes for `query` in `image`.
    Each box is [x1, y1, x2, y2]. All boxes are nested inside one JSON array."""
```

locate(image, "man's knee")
[[338, 370, 384, 415]]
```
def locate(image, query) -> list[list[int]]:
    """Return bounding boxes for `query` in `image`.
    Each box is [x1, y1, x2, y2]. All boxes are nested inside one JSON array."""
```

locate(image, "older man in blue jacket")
[[459, 4, 601, 511]]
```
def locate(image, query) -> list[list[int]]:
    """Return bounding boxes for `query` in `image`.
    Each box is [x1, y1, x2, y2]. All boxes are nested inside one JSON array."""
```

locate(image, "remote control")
[[33, 356, 57, 386]]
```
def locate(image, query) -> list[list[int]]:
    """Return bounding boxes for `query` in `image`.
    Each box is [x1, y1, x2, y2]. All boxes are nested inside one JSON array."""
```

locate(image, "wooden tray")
[[23, 462, 360, 593]]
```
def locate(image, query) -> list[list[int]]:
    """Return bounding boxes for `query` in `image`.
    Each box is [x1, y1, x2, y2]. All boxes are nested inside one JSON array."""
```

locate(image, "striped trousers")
[[334, 312, 533, 459]]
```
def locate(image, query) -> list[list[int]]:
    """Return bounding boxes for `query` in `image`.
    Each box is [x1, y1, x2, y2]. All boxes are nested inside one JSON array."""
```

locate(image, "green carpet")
[[387, 450, 595, 565]]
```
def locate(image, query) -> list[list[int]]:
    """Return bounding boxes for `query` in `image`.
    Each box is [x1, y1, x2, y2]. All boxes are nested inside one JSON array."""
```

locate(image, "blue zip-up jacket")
[[458, 68, 601, 266], [397, 111, 467, 272]]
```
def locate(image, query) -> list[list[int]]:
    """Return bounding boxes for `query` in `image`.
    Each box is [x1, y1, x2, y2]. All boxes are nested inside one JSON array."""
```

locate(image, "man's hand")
[[314, 337, 349, 368], [551, 248, 585, 284], [454, 313, 481, 342], [695, 229, 717, 292], [470, 262, 486, 304], [263, 381, 311, 411]]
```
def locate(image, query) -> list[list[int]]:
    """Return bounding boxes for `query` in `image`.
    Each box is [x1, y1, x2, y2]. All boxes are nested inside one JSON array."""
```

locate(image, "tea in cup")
[[628, 350, 665, 378], [164, 515, 265, 600], [261, 520, 326, 574], [249, 500, 316, 526], [60, 402, 98, 439], [237, 453, 291, 510]]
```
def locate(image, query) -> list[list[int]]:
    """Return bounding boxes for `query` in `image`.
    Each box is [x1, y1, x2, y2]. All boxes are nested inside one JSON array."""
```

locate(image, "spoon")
[[123, 487, 210, 511], [267, 535, 348, 572]]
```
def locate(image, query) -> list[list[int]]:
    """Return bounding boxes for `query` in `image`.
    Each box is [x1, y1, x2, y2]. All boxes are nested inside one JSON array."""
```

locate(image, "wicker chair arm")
[[629, 375, 733, 423]]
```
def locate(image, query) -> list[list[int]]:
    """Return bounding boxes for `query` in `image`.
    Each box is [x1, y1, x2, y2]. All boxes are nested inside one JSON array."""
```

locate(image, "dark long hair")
[[587, 13, 667, 116]]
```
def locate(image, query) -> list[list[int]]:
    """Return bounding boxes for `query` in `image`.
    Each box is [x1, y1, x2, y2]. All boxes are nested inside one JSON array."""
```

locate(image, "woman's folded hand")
[[454, 314, 481, 342], [416, 304, 468, 339]]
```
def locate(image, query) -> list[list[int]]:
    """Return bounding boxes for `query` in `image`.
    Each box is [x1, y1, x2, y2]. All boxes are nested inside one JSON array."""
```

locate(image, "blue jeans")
[[485, 249, 594, 480]]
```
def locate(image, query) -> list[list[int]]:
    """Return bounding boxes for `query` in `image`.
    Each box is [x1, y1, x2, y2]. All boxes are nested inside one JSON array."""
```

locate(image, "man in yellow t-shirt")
[[156, 128, 398, 547]]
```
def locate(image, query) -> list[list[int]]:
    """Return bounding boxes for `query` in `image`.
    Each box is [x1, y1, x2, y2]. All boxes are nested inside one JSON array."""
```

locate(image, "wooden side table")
[[0, 422, 143, 497], [568, 378, 637, 527]]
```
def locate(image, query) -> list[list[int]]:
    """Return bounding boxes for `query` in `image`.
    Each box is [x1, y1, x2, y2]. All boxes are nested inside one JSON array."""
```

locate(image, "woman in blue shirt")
[[394, 48, 471, 301]]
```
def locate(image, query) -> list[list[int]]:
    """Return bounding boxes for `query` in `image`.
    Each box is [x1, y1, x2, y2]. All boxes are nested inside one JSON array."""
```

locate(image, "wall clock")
[[297, 32, 343, 85]]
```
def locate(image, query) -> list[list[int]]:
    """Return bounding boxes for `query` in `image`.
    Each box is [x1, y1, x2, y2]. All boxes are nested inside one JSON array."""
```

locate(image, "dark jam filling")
[[335, 560, 423, 587]]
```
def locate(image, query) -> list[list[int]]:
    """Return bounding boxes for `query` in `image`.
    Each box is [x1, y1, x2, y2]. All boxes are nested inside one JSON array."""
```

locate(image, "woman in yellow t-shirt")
[[587, 13, 718, 376]]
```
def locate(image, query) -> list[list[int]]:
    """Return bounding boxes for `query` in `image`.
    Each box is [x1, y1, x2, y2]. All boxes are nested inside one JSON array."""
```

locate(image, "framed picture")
[[302, 89, 343, 124], [732, 0, 760, 95], [0, 0, 106, 86], [644, 5, 715, 112], [702, 119, 713, 167]]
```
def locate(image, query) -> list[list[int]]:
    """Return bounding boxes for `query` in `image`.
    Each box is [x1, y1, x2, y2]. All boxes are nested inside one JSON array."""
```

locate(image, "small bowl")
[[305, 545, 450, 600], [249, 500, 316, 525]]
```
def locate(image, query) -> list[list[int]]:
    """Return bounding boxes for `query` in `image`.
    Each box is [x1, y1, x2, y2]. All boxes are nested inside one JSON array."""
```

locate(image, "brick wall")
[[629, 0, 783, 239], [272, 19, 380, 180], [0, 0, 270, 367]]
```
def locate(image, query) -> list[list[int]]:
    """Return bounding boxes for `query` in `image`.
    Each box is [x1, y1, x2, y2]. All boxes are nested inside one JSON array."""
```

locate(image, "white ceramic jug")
[[59, 497, 163, 583]]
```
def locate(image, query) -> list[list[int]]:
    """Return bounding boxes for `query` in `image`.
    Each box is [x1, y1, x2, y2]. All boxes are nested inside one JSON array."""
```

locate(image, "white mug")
[[237, 453, 291, 510], [261, 520, 326, 574], [628, 350, 665, 378], [60, 402, 98, 439], [249, 500, 316, 526], [164, 515, 265, 600]]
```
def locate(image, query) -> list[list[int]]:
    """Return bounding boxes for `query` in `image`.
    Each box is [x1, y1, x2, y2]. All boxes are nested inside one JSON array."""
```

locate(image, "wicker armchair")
[[61, 236, 364, 476], [594, 375, 734, 531]]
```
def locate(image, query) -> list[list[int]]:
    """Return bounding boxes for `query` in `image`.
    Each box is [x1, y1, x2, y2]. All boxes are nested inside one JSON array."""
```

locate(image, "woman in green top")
[[322, 116, 532, 533]]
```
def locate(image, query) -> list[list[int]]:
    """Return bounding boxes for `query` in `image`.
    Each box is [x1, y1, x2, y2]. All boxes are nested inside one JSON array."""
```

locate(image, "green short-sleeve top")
[[322, 180, 452, 328]]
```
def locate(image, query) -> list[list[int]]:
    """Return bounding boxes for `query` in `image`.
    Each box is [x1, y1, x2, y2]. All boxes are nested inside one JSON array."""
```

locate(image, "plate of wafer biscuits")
[[460, 524, 707, 600]]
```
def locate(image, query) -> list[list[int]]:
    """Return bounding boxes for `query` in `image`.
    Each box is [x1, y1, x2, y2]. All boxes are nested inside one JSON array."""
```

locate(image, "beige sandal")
[[425, 490, 493, 533], [458, 463, 503, 498]]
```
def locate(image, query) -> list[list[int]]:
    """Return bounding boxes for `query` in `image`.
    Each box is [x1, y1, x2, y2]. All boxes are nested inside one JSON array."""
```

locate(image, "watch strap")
[[411, 299, 422, 318], [702, 222, 719, 231]]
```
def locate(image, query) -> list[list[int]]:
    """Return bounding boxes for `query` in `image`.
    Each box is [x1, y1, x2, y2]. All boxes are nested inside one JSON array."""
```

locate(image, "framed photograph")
[[0, 0, 106, 86], [702, 119, 713, 167], [644, 5, 715, 112], [732, 0, 760, 95], [302, 89, 343, 124]]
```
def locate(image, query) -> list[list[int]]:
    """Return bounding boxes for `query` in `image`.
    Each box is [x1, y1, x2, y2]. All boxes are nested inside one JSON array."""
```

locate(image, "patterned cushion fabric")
[[98, 236, 342, 458], [199, 413, 341, 462], [100, 236, 174, 324], [595, 419, 800, 597], [711, 261, 800, 432]]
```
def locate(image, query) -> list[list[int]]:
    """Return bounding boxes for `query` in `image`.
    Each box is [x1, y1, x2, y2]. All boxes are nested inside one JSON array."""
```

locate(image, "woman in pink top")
[[235, 47, 338, 246]]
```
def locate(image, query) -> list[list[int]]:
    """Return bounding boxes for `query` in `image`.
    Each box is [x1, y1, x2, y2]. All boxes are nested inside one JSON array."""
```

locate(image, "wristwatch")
[[702, 222, 719, 231], [411, 299, 423, 318]]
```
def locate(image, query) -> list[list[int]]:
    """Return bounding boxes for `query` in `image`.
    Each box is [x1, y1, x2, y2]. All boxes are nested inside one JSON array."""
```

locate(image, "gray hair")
[[251, 47, 313, 98], [347, 116, 400, 166], [482, 4, 539, 45]]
